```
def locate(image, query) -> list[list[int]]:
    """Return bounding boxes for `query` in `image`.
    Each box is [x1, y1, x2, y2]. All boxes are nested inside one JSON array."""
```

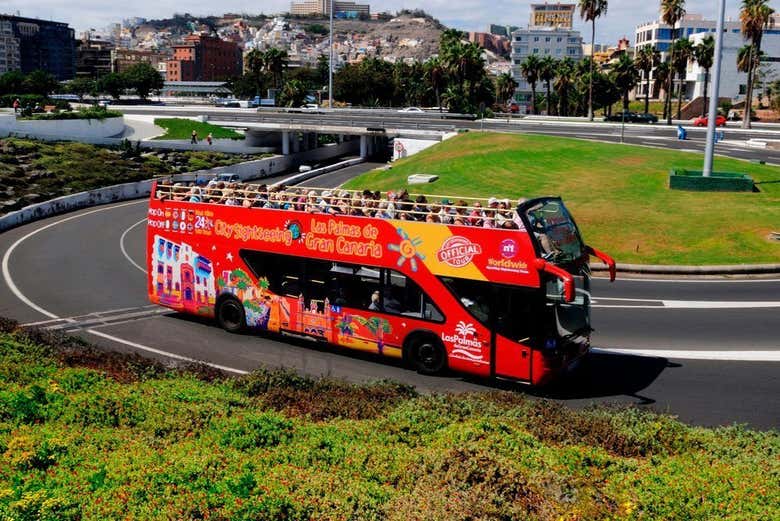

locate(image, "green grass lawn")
[[344, 132, 780, 265], [0, 323, 777, 520], [153, 118, 244, 140]]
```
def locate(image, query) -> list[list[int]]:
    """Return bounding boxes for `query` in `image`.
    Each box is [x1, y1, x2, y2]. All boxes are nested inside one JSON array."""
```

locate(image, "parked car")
[[212, 173, 241, 184], [693, 115, 726, 127], [300, 103, 319, 111], [397, 106, 424, 113], [507, 101, 520, 114], [604, 111, 658, 123]]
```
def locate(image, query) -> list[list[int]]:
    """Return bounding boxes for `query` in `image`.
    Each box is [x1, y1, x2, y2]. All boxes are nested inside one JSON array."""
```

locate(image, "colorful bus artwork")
[[147, 183, 615, 385]]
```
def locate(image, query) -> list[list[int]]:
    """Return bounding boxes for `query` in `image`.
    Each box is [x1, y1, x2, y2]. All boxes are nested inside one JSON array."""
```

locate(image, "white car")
[[397, 107, 424, 113], [300, 103, 319, 111]]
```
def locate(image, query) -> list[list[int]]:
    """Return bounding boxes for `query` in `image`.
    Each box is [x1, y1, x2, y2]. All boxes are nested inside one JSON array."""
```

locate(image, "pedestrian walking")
[[12, 98, 20, 113], [206, 132, 213, 145], [191, 130, 198, 144]]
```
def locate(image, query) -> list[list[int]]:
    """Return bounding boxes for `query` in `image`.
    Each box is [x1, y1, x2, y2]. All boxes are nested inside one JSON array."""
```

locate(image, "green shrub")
[[219, 412, 293, 449]]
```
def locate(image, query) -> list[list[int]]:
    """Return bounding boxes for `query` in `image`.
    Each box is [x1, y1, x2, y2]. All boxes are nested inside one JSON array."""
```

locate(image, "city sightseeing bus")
[[146, 183, 615, 386]]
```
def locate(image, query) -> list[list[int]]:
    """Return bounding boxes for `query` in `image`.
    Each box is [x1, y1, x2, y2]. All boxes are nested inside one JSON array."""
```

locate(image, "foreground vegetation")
[[0, 320, 777, 520], [153, 118, 244, 141], [0, 138, 253, 214], [345, 132, 780, 265]]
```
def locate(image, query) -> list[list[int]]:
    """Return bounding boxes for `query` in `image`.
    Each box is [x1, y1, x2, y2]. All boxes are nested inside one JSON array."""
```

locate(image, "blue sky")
[[1, 1, 761, 45]]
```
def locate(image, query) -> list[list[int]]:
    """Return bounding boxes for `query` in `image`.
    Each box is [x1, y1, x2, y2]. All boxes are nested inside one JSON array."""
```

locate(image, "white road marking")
[[2, 200, 146, 319], [592, 347, 780, 362], [663, 300, 780, 309], [21, 304, 158, 326], [87, 329, 249, 374], [120, 217, 148, 274]]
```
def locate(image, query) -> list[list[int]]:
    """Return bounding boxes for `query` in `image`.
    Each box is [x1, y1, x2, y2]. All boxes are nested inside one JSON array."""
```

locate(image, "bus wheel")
[[408, 336, 447, 375], [216, 296, 246, 333]]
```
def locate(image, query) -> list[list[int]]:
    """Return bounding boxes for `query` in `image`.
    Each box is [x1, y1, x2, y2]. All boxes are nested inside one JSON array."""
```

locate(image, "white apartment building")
[[634, 13, 780, 102], [686, 31, 780, 102], [510, 26, 583, 105]]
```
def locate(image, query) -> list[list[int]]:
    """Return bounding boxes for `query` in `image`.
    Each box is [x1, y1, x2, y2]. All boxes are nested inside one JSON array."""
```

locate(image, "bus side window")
[[384, 269, 444, 322], [440, 277, 491, 327], [493, 286, 541, 342]]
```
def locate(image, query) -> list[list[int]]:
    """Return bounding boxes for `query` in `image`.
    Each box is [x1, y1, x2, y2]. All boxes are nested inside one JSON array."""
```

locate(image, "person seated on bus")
[[437, 200, 454, 224], [468, 202, 484, 227], [383, 288, 402, 314], [318, 191, 336, 214], [171, 183, 188, 202], [453, 216, 466, 226], [368, 290, 382, 311], [426, 213, 441, 224], [375, 201, 392, 219], [188, 186, 203, 203], [411, 195, 429, 221], [483, 208, 496, 228], [221, 189, 240, 206]]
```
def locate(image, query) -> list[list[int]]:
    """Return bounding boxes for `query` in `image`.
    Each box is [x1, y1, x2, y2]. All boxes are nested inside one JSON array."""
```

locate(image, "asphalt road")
[[1, 161, 778, 430], [118, 106, 780, 163]]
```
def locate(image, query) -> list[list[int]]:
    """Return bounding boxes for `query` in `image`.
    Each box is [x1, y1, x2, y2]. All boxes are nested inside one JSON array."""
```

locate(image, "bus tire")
[[216, 295, 246, 333], [406, 334, 447, 375]]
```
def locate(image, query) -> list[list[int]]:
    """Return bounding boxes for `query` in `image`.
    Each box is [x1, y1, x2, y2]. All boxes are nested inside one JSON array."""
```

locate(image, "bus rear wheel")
[[216, 296, 246, 333], [408, 336, 447, 375]]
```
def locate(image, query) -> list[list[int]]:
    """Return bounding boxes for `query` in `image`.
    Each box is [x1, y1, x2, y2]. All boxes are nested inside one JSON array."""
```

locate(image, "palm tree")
[[740, 0, 775, 128], [495, 72, 518, 107], [263, 48, 289, 89], [424, 57, 446, 112], [635, 46, 659, 114], [520, 55, 541, 115], [555, 58, 575, 116], [661, 0, 687, 124], [611, 54, 640, 111], [693, 35, 715, 117], [540, 56, 557, 115], [354, 316, 392, 354], [672, 38, 694, 120], [578, 0, 609, 120], [654, 60, 671, 118]]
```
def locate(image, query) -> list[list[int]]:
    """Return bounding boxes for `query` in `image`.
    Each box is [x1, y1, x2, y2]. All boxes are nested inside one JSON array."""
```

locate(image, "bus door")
[[491, 285, 542, 382]]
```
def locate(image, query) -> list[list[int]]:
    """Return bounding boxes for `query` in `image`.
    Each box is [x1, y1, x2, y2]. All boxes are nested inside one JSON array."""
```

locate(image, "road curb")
[[591, 262, 780, 275]]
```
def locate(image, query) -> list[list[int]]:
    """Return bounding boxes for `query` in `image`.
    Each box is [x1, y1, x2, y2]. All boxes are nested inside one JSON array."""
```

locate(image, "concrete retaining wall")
[[393, 131, 457, 161], [0, 139, 361, 233], [9, 116, 125, 140], [147, 138, 274, 155]]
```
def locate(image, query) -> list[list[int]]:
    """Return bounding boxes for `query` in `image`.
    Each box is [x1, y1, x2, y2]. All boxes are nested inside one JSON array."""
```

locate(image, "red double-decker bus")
[[146, 182, 614, 385]]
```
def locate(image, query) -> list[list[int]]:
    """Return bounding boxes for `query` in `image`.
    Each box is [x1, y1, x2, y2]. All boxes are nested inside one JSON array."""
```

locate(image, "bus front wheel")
[[216, 296, 246, 333], [407, 335, 447, 375]]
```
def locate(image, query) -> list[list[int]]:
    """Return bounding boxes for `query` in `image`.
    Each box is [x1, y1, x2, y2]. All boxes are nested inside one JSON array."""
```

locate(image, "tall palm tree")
[[263, 48, 289, 89], [495, 72, 518, 107], [654, 60, 671, 118], [555, 57, 575, 116], [520, 55, 541, 115], [424, 57, 446, 112], [635, 46, 659, 115], [740, 0, 775, 128], [578, 0, 609, 121], [661, 0, 687, 124], [611, 53, 640, 111], [672, 38, 694, 120], [693, 35, 715, 117], [540, 56, 558, 115], [737, 44, 762, 75]]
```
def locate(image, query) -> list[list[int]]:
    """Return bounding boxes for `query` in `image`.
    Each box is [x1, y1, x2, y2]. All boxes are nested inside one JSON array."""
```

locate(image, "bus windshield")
[[524, 199, 585, 263]]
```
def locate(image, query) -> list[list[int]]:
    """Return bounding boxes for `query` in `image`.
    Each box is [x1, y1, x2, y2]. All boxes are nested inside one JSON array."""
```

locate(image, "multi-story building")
[[0, 15, 76, 80], [75, 35, 114, 78], [685, 30, 780, 103], [510, 26, 583, 106], [166, 34, 242, 82], [530, 3, 575, 29], [0, 19, 21, 74], [489, 24, 519, 38], [290, 0, 370, 17], [112, 48, 169, 74], [468, 32, 511, 57]]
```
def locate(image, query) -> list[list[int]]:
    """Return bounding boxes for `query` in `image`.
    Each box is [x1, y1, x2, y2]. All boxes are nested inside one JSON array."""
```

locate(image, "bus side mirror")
[[586, 245, 616, 282], [534, 258, 574, 303]]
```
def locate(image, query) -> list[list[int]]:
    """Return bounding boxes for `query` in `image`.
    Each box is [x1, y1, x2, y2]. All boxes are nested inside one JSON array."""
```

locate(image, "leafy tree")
[[97, 73, 126, 100], [739, 0, 775, 128], [263, 48, 289, 89], [578, 0, 608, 120], [672, 38, 694, 120], [0, 71, 25, 95], [316, 54, 330, 87], [635, 45, 659, 114], [654, 60, 671, 118], [277, 79, 308, 107], [65, 77, 96, 100], [242, 48, 267, 97], [554, 58, 576, 116], [520, 55, 541, 115], [539, 56, 557, 115], [424, 57, 446, 111], [124, 62, 163, 100], [23, 70, 58, 97], [661, 0, 686, 124], [611, 53, 639, 111], [693, 35, 715, 117]]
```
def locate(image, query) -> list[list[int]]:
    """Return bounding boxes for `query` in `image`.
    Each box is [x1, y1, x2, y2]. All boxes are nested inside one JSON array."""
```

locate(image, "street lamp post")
[[328, 0, 334, 109], [703, 0, 726, 177]]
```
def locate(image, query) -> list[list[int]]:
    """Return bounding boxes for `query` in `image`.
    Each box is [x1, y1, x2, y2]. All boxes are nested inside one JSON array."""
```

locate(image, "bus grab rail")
[[534, 258, 575, 303], [586, 245, 616, 282]]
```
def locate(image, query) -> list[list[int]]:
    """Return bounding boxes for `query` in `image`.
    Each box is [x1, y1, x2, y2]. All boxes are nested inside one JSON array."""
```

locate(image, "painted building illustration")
[[152, 235, 216, 313]]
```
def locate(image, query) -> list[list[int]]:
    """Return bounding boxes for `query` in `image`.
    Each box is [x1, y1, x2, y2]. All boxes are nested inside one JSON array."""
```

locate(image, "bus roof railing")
[[152, 181, 529, 227]]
